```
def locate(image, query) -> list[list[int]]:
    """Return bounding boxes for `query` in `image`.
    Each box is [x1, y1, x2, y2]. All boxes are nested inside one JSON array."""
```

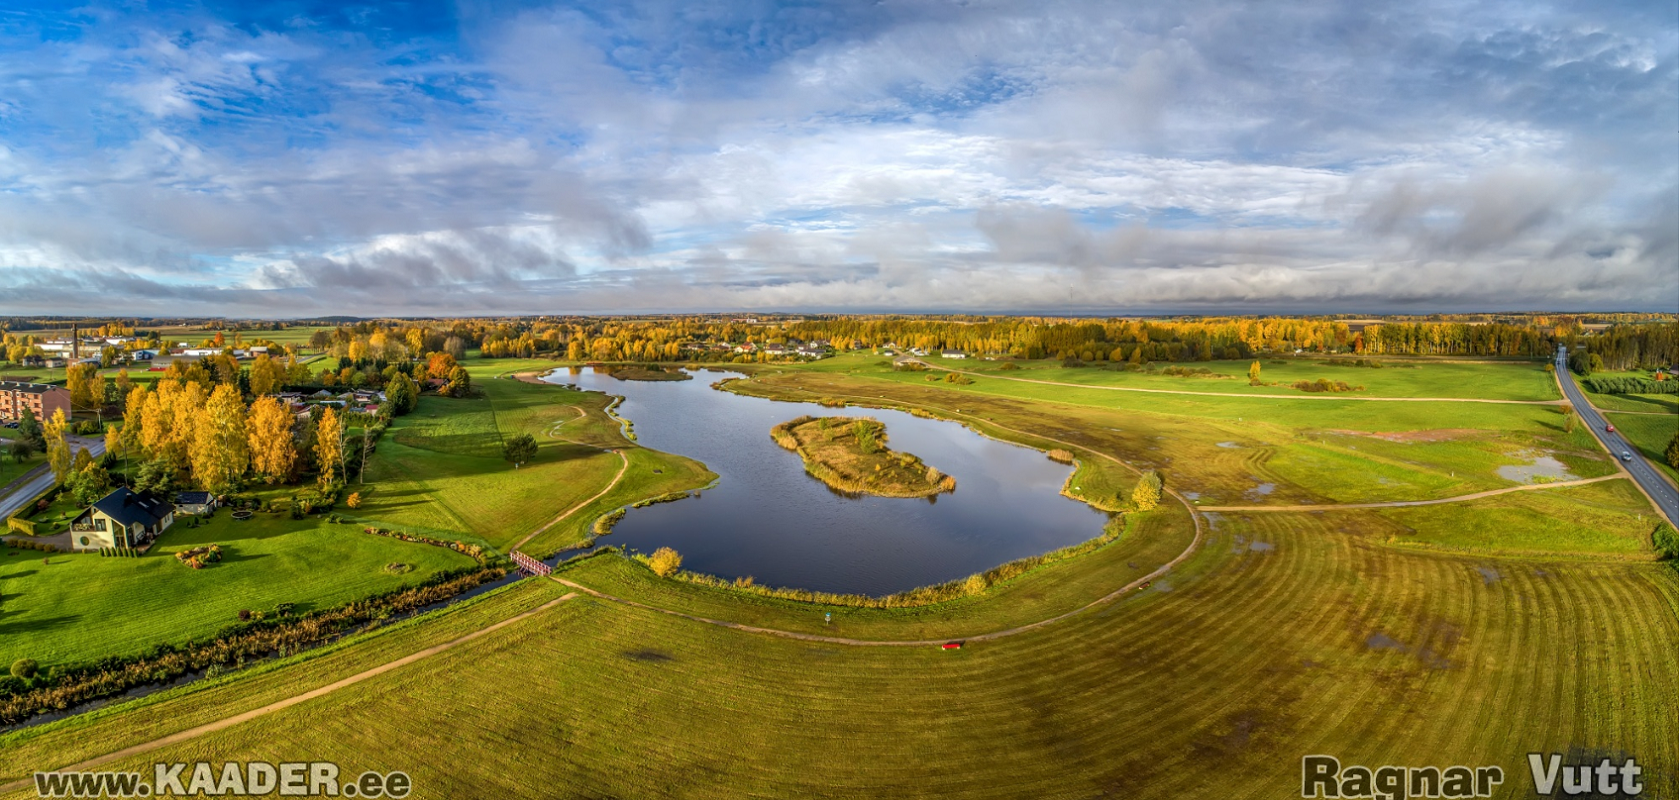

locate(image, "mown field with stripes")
[[2, 506, 1670, 799]]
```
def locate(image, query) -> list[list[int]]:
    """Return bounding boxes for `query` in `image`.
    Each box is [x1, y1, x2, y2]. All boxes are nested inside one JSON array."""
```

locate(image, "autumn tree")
[[649, 547, 683, 577], [1248, 361, 1262, 383], [247, 396, 297, 484], [248, 354, 283, 396], [66, 363, 105, 410], [44, 408, 71, 483], [445, 366, 471, 397], [315, 406, 344, 489], [191, 384, 249, 495], [1132, 470, 1163, 511]]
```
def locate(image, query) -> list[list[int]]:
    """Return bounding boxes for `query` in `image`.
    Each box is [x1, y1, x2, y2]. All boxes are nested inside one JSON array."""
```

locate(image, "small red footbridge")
[[510, 550, 552, 577]]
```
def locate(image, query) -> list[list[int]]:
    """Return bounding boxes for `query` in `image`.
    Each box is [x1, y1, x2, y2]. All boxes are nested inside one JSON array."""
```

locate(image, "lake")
[[545, 367, 1109, 596]]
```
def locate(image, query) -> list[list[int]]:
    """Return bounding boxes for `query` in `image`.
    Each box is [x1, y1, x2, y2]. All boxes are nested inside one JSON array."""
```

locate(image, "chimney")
[[71, 324, 79, 359]]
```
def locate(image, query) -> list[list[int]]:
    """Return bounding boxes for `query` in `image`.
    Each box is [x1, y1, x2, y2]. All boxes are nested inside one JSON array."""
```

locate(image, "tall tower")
[[71, 324, 80, 359]]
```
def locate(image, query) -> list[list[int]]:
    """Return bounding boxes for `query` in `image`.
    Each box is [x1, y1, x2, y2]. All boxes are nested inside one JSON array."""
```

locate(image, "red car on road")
[[1605, 423, 1616, 432]]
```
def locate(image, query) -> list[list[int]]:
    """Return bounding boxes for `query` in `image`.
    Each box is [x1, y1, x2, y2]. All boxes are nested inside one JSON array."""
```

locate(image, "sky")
[[0, 0, 1674, 317]]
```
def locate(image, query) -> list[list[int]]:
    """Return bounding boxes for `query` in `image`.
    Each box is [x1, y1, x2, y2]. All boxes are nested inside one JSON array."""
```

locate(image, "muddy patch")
[[1475, 566, 1501, 585], [622, 649, 676, 663], [1496, 453, 1576, 484], [1248, 540, 1275, 552], [1326, 428, 1480, 443]]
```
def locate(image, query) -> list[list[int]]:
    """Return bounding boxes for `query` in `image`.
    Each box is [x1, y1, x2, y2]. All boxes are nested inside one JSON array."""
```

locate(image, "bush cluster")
[[1582, 376, 1677, 395], [174, 543, 223, 569], [1292, 378, 1362, 393]]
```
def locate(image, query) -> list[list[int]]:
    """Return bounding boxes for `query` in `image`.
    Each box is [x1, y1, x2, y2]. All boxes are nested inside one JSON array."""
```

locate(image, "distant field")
[[814, 352, 1562, 401], [3, 513, 1667, 800], [730, 366, 1616, 508], [0, 509, 476, 669]]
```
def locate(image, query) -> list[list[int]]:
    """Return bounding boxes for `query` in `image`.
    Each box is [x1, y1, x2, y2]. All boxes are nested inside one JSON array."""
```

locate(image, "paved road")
[[1554, 346, 1678, 526], [0, 436, 105, 519]]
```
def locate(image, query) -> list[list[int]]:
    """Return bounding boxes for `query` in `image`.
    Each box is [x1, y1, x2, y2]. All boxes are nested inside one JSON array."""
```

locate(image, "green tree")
[[1132, 470, 1163, 511], [7, 438, 33, 463], [1666, 433, 1678, 469], [15, 406, 43, 450], [133, 458, 177, 496], [445, 366, 472, 397], [386, 372, 419, 416], [503, 433, 539, 468], [67, 461, 111, 506]]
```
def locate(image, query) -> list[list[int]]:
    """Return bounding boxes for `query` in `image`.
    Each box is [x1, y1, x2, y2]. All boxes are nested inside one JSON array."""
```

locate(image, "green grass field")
[[353, 365, 714, 553], [2, 508, 1669, 799], [0, 352, 1669, 799], [0, 508, 476, 669]]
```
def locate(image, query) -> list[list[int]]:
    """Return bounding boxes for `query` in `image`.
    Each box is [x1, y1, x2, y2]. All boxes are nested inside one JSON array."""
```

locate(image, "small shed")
[[175, 491, 218, 516]]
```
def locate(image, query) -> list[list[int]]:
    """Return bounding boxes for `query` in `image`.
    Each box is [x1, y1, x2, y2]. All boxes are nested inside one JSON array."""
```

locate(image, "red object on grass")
[[941, 642, 963, 650]]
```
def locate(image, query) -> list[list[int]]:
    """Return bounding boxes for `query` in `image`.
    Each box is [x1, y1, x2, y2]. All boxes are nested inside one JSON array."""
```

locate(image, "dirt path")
[[545, 405, 587, 439], [1195, 474, 1623, 512], [510, 449, 629, 552], [0, 593, 579, 795], [914, 360, 1565, 405]]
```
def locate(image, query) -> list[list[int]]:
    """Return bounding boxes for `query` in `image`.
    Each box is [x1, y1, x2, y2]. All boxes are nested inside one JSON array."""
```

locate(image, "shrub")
[[238, 609, 252, 621], [998, 362, 1020, 371], [1046, 449, 1075, 464], [9, 659, 36, 680], [1132, 471, 1163, 511], [346, 492, 363, 509], [1667, 434, 1678, 469], [1654, 524, 1678, 561], [963, 573, 988, 596], [649, 547, 683, 577]]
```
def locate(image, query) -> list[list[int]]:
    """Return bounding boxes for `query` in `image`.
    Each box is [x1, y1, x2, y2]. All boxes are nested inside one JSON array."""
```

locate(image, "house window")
[[94, 518, 106, 532]]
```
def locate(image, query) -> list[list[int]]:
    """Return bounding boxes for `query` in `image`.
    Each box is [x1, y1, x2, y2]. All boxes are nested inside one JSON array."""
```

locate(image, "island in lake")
[[771, 415, 957, 498]]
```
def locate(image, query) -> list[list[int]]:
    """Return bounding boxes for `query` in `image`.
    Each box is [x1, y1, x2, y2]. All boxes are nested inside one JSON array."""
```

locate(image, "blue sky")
[[0, 0, 1673, 316]]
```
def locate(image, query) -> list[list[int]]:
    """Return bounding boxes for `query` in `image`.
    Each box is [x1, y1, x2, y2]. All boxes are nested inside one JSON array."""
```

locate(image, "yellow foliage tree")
[[649, 547, 683, 578], [191, 384, 248, 494], [44, 408, 71, 483], [315, 406, 343, 489], [247, 396, 297, 484]]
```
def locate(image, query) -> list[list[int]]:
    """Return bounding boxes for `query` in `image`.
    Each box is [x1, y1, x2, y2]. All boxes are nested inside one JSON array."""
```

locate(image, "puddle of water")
[[1366, 633, 1405, 651], [1243, 482, 1276, 501], [1495, 453, 1576, 484], [1183, 491, 1201, 500], [1476, 566, 1500, 585]]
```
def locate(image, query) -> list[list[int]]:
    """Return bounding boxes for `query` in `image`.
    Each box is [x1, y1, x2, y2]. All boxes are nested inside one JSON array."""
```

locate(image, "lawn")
[[0, 507, 477, 669], [353, 369, 715, 553], [1, 512, 1668, 800]]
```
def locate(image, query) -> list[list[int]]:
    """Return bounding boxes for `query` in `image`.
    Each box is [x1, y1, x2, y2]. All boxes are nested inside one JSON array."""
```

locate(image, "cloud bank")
[[0, 0, 1672, 316]]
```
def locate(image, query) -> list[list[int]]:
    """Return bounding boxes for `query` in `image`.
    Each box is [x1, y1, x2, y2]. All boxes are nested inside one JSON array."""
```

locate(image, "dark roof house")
[[70, 487, 176, 550]]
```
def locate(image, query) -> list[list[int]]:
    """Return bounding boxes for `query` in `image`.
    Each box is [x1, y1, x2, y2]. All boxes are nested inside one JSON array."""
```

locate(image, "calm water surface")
[[546, 368, 1108, 595]]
